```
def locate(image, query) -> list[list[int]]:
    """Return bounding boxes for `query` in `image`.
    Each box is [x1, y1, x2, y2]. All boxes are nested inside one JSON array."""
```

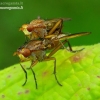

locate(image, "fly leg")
[[47, 40, 67, 58], [47, 18, 71, 35], [29, 60, 38, 89], [43, 40, 70, 86], [20, 60, 38, 89], [62, 40, 84, 53], [20, 63, 28, 86], [43, 57, 62, 86], [43, 40, 71, 86], [58, 32, 91, 52], [48, 19, 63, 35], [26, 60, 37, 69]]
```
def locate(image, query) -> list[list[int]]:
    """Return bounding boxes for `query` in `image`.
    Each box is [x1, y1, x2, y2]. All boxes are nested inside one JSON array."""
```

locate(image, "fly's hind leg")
[[64, 40, 84, 53], [58, 32, 91, 53], [48, 19, 63, 35], [48, 18, 72, 35]]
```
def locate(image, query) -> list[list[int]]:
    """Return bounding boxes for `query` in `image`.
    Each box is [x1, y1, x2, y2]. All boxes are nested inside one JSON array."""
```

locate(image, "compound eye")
[[21, 48, 31, 57], [27, 25, 33, 32]]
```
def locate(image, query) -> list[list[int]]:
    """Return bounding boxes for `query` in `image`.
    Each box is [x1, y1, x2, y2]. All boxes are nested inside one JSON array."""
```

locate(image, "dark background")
[[0, 0, 100, 70]]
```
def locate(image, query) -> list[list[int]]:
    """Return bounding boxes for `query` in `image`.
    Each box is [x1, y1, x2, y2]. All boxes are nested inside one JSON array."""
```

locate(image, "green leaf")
[[0, 43, 100, 100]]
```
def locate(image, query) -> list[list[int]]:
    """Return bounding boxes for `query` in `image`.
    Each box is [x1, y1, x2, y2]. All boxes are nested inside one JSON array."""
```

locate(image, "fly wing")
[[45, 18, 71, 35], [45, 18, 71, 22], [59, 32, 91, 41]]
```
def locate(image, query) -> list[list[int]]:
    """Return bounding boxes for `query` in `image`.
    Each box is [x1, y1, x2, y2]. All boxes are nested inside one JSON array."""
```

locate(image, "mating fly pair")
[[14, 18, 91, 89]]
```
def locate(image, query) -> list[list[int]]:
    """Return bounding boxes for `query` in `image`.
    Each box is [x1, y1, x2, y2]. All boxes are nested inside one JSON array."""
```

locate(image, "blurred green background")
[[0, 0, 100, 70]]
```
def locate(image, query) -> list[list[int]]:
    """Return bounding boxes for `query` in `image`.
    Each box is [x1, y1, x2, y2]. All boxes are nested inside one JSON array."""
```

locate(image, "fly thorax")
[[34, 50, 46, 61], [31, 52, 37, 61]]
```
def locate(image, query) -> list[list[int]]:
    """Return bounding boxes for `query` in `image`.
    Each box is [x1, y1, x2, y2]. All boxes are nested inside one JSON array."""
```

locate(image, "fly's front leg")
[[44, 57, 62, 86], [20, 63, 28, 86], [23, 60, 38, 89], [25, 35, 29, 42], [26, 60, 38, 69]]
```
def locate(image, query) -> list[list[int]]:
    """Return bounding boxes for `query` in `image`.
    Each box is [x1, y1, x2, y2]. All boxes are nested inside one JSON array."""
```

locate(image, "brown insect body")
[[15, 32, 91, 63], [20, 18, 71, 40]]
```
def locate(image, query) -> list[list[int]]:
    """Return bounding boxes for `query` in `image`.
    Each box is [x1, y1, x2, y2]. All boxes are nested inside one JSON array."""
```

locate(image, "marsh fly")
[[19, 18, 71, 40], [14, 32, 91, 89]]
